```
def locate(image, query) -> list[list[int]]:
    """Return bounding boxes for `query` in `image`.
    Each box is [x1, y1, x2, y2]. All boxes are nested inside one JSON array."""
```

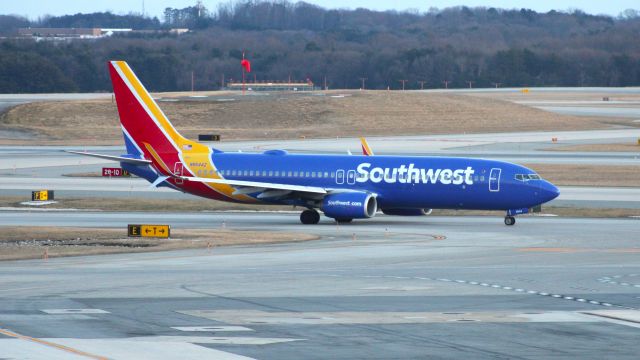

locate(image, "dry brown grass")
[[545, 143, 640, 153], [523, 163, 640, 187], [0, 196, 291, 212], [0, 90, 612, 145], [0, 226, 317, 261]]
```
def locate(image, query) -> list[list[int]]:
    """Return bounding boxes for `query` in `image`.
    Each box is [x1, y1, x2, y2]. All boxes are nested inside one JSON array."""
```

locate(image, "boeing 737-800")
[[69, 61, 559, 226]]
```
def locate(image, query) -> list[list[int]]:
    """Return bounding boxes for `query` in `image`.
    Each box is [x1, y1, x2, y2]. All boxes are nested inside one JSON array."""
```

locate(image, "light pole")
[[418, 80, 427, 90], [398, 79, 408, 90], [359, 77, 367, 90]]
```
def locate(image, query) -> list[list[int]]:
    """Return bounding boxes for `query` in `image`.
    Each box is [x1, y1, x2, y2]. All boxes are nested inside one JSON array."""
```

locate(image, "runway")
[[0, 212, 639, 359], [1, 89, 640, 358]]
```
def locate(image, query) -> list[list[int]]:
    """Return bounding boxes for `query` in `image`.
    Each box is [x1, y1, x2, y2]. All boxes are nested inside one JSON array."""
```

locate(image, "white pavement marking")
[[179, 309, 614, 325], [0, 339, 89, 360], [172, 326, 254, 332], [41, 309, 110, 314], [329, 274, 637, 310], [43, 339, 253, 359], [582, 310, 640, 329], [125, 336, 302, 345]]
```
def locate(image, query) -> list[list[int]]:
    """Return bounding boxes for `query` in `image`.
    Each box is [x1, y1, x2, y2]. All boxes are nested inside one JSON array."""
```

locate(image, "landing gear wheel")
[[300, 209, 320, 224], [335, 218, 353, 224], [504, 216, 516, 226]]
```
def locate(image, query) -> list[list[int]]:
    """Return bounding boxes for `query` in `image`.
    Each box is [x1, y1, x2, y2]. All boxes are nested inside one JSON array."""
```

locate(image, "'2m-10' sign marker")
[[102, 167, 130, 177]]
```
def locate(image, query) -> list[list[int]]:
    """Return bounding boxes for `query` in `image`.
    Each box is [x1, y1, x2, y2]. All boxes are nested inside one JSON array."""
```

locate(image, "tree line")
[[0, 1, 639, 93]]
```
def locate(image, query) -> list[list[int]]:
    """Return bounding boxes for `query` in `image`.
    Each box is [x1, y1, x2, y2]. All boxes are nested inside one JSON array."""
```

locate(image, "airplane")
[[68, 61, 559, 226]]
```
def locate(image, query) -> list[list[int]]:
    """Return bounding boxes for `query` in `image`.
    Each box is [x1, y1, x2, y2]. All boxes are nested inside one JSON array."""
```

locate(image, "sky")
[[3, 0, 638, 19]]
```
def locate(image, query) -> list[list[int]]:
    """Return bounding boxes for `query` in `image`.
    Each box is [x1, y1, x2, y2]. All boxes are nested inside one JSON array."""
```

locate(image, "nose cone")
[[540, 181, 560, 203]]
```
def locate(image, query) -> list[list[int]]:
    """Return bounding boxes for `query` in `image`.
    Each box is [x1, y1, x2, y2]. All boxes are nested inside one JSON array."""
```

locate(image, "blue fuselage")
[[180, 151, 560, 211]]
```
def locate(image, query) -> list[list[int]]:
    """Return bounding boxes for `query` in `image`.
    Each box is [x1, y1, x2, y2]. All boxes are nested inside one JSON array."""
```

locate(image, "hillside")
[[0, 91, 613, 145], [0, 2, 639, 93]]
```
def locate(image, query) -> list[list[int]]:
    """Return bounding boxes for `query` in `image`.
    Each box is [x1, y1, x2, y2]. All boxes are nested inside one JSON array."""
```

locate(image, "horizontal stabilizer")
[[149, 176, 169, 188], [65, 150, 152, 165]]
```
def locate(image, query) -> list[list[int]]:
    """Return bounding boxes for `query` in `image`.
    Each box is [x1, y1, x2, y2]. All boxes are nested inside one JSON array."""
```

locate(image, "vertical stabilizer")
[[108, 61, 207, 174]]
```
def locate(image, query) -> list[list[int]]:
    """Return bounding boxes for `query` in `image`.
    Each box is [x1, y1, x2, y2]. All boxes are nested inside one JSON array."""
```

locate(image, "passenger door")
[[489, 168, 501, 192]]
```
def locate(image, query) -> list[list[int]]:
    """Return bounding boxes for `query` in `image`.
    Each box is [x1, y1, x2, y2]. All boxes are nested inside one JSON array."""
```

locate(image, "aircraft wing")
[[180, 176, 328, 197], [65, 150, 152, 165]]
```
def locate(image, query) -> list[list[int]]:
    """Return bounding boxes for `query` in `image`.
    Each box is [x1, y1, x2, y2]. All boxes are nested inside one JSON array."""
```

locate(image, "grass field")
[[0, 226, 317, 261], [0, 90, 617, 145], [545, 143, 640, 152]]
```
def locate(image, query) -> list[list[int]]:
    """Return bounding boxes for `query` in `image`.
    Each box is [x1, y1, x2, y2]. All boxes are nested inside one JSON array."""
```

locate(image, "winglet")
[[360, 137, 374, 156]]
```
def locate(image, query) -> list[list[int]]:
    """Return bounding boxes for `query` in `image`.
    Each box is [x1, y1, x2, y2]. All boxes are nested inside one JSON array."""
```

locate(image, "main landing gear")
[[504, 216, 516, 226], [300, 209, 320, 224]]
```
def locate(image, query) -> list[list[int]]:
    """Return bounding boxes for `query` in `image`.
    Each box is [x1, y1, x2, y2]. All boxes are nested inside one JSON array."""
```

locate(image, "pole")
[[399, 79, 408, 90], [191, 71, 194, 92], [359, 77, 367, 90], [418, 81, 426, 90], [242, 52, 246, 96], [324, 76, 327, 90], [442, 80, 449, 89], [221, 73, 225, 89]]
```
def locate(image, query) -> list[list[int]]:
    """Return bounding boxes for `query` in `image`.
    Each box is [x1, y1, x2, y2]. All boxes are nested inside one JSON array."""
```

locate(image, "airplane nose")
[[540, 181, 560, 203]]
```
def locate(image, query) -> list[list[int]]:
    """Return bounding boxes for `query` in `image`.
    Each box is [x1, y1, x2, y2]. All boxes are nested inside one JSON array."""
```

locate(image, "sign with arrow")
[[128, 224, 171, 238]]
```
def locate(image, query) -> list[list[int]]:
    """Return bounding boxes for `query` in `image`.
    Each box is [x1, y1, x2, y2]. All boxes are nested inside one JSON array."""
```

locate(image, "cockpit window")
[[515, 173, 542, 181]]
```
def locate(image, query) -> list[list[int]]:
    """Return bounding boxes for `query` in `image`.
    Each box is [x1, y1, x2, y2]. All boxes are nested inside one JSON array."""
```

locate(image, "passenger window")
[[480, 176, 485, 181], [311, 172, 316, 178], [231, 170, 236, 176], [305, 172, 310, 177], [324, 172, 329, 178], [331, 172, 336, 177], [262, 171, 267, 176], [275, 171, 279, 177], [288, 171, 292, 177]]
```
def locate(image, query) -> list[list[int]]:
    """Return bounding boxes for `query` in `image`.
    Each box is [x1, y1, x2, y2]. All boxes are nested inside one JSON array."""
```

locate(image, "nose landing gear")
[[504, 208, 529, 226]]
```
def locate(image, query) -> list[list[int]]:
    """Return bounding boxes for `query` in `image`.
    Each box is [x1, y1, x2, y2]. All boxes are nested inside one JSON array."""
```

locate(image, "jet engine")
[[322, 192, 377, 219]]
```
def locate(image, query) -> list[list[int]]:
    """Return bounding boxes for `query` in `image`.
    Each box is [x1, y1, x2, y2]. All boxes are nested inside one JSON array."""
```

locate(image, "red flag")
[[241, 59, 251, 73]]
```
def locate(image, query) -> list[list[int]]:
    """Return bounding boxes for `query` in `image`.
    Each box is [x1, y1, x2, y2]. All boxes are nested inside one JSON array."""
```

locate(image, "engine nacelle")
[[381, 208, 433, 216], [322, 192, 377, 219]]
